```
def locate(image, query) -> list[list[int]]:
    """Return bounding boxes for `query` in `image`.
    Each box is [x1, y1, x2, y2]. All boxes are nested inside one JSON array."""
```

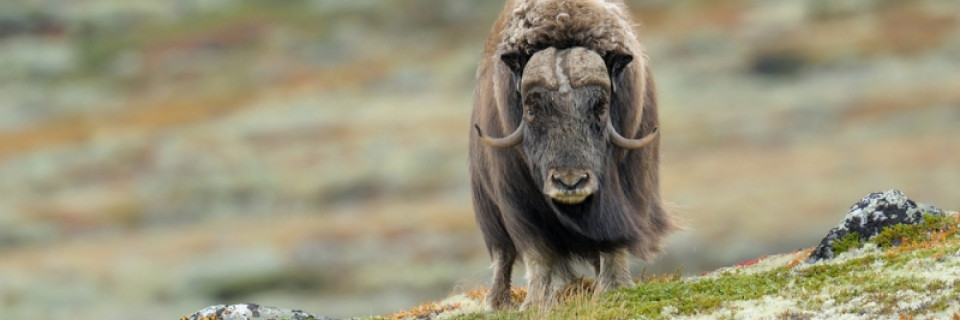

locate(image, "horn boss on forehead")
[[563, 47, 612, 91], [521, 47, 611, 95]]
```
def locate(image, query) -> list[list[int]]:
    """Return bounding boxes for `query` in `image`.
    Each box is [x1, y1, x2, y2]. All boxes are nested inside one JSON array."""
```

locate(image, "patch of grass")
[[830, 214, 959, 257], [873, 214, 958, 249], [830, 231, 863, 256], [449, 267, 792, 320], [617, 267, 792, 317]]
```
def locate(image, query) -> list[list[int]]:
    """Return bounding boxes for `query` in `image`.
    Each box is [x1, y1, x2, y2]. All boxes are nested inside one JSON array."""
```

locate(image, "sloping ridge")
[[182, 190, 960, 320]]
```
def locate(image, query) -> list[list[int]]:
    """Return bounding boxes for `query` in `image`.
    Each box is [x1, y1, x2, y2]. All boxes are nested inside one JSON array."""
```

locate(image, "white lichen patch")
[[659, 305, 678, 317], [702, 250, 809, 279], [822, 289, 951, 319], [433, 294, 485, 320], [884, 245, 960, 284], [681, 296, 800, 320], [924, 303, 960, 320], [800, 242, 883, 271]]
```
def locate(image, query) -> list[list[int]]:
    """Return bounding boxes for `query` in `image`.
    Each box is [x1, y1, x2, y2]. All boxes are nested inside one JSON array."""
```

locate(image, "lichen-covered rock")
[[181, 304, 334, 320], [806, 189, 944, 262]]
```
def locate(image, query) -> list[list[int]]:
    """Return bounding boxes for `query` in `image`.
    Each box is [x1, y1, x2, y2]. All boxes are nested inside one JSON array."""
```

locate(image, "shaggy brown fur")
[[470, 0, 677, 311]]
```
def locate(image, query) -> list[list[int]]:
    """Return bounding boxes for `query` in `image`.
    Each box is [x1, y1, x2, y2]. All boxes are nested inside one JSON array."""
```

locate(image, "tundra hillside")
[[382, 205, 960, 320], [183, 191, 960, 319], [0, 1, 958, 319]]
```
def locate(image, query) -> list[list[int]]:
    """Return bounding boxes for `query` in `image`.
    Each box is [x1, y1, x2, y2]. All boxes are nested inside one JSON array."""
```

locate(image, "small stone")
[[181, 304, 337, 320]]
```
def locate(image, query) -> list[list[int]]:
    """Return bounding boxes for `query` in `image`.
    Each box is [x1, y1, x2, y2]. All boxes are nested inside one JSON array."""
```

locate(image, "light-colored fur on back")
[[498, 0, 642, 57]]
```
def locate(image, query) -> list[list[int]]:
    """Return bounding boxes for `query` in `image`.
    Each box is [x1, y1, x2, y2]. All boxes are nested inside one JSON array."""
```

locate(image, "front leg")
[[520, 252, 552, 311], [485, 248, 517, 311], [520, 253, 575, 310], [593, 248, 635, 294]]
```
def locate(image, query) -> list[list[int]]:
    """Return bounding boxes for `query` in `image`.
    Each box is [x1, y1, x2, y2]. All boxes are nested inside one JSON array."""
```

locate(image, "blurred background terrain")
[[0, 0, 957, 319]]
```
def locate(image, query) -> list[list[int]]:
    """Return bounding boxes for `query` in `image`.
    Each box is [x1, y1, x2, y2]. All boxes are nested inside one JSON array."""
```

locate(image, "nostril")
[[552, 172, 589, 190], [573, 174, 588, 187]]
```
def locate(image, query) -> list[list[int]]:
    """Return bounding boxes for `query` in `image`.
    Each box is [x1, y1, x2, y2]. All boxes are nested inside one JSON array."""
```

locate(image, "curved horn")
[[608, 120, 658, 149], [474, 122, 525, 148]]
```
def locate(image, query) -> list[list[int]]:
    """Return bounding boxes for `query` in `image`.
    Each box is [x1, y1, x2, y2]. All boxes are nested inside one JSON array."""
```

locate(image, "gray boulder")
[[807, 189, 944, 262]]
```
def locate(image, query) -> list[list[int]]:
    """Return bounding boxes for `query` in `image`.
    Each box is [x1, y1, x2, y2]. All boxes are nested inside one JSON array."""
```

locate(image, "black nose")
[[552, 171, 589, 190]]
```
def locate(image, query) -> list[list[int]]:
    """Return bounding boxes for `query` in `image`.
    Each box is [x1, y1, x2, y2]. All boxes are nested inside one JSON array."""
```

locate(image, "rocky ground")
[[0, 1, 959, 319]]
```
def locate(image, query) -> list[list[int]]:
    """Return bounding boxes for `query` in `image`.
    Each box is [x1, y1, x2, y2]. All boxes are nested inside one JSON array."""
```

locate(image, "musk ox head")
[[474, 47, 658, 205]]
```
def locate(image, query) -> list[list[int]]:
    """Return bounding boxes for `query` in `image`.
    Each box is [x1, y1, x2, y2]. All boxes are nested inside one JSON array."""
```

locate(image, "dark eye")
[[595, 101, 608, 119], [524, 106, 535, 120]]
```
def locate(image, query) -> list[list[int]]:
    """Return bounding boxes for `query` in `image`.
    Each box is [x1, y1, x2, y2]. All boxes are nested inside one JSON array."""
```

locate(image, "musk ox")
[[469, 0, 677, 311]]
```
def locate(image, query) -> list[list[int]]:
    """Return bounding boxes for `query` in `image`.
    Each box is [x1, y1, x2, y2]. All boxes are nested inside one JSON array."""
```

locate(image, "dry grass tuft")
[[886, 215, 959, 256], [787, 249, 814, 269], [638, 267, 683, 285], [388, 301, 463, 320]]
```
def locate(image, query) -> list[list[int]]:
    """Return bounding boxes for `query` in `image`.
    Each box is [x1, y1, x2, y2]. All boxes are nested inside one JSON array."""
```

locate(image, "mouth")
[[546, 189, 594, 205]]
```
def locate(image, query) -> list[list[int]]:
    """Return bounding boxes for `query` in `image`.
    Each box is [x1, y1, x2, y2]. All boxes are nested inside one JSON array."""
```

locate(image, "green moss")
[[604, 268, 791, 317], [872, 223, 918, 248], [872, 213, 956, 248], [830, 231, 863, 256], [450, 267, 793, 320], [828, 214, 957, 257]]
